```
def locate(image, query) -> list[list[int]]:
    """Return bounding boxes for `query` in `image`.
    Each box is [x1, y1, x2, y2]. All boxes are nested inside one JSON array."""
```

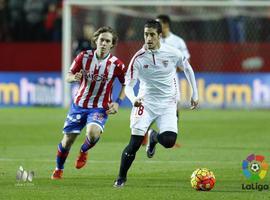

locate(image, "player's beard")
[[146, 42, 159, 50], [146, 43, 154, 50]]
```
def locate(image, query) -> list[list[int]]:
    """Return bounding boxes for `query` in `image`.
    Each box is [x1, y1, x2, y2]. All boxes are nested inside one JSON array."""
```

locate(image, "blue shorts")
[[63, 103, 108, 134]]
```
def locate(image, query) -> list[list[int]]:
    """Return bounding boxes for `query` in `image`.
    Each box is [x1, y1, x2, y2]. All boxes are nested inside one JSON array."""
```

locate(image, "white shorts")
[[130, 104, 178, 136]]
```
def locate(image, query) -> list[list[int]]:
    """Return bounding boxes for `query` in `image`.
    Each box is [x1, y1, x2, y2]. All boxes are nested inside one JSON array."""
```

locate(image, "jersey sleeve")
[[180, 56, 198, 101], [175, 49, 185, 68], [69, 51, 85, 74], [115, 60, 128, 85], [178, 38, 190, 59], [124, 54, 141, 104], [125, 56, 139, 87], [124, 58, 140, 104]]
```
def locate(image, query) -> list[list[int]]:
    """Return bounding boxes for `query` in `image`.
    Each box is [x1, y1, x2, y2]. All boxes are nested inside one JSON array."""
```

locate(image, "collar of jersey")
[[93, 50, 111, 61]]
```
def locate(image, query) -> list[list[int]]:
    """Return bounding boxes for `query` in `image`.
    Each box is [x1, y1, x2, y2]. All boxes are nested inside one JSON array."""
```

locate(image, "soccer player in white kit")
[[141, 15, 191, 146], [114, 20, 198, 187], [156, 14, 191, 117]]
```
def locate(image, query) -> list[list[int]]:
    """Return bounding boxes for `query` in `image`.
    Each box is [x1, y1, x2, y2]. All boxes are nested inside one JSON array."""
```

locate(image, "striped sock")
[[56, 143, 70, 170], [80, 137, 100, 152]]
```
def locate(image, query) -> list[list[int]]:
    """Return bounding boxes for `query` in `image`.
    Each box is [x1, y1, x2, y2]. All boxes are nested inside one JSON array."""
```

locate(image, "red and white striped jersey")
[[70, 50, 127, 109]]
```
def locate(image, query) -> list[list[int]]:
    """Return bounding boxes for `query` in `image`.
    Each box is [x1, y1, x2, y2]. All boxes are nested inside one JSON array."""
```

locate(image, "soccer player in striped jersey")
[[114, 20, 198, 187], [51, 26, 127, 179]]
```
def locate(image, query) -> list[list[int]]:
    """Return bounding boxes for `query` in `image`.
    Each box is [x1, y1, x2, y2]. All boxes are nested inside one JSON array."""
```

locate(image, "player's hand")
[[133, 98, 143, 107], [74, 70, 83, 82], [190, 98, 198, 110], [106, 102, 119, 115]]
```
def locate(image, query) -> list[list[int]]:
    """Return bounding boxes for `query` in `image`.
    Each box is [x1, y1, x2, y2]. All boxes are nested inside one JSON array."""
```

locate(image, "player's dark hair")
[[144, 20, 162, 35], [156, 14, 171, 27], [92, 26, 118, 48]]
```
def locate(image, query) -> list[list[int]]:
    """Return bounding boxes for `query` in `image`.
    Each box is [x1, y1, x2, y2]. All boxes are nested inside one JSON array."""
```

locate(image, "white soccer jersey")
[[70, 50, 126, 109], [160, 32, 190, 102], [125, 43, 185, 112], [160, 32, 190, 59]]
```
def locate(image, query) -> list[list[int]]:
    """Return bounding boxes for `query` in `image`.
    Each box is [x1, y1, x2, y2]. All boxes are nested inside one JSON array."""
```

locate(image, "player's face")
[[156, 20, 169, 37], [144, 27, 161, 50], [159, 22, 167, 34], [96, 32, 114, 57]]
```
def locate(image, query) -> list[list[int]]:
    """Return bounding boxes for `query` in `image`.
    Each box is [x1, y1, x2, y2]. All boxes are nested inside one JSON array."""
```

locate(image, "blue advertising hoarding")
[[180, 73, 270, 108], [1, 72, 270, 108], [0, 72, 61, 107]]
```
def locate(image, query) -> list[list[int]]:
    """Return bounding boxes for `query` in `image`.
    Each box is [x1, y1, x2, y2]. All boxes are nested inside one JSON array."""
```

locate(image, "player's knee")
[[125, 135, 144, 155], [157, 131, 177, 148], [86, 126, 101, 144], [62, 134, 77, 148], [87, 124, 102, 137]]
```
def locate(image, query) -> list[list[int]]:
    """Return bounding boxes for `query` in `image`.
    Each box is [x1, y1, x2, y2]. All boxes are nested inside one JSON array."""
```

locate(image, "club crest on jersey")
[[92, 74, 108, 82], [162, 60, 169, 67], [85, 70, 108, 83]]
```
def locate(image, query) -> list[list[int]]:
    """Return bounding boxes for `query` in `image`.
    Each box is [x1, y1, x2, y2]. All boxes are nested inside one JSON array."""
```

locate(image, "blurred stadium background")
[[0, 1, 270, 199], [1, 0, 270, 108]]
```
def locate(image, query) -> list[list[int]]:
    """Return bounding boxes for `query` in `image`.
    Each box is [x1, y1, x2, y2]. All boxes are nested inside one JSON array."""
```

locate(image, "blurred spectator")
[[116, 15, 133, 41], [225, 0, 246, 43], [261, 17, 270, 41], [226, 16, 246, 43], [0, 0, 9, 41], [52, 2, 62, 41], [44, 2, 57, 40], [0, 1, 269, 43], [44, 1, 62, 41], [73, 22, 95, 56], [8, 0, 26, 41], [24, 0, 46, 41]]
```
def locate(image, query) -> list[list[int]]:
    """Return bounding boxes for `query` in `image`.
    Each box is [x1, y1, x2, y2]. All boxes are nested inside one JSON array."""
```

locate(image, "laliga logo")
[[241, 154, 269, 191], [242, 154, 268, 181], [16, 166, 34, 183]]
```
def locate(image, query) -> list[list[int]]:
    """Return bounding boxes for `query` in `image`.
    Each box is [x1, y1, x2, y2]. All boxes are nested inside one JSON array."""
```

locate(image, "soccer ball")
[[190, 168, 216, 191], [250, 162, 260, 172]]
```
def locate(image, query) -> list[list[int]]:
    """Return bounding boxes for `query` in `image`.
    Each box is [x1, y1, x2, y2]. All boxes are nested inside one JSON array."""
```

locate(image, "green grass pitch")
[[0, 108, 269, 199]]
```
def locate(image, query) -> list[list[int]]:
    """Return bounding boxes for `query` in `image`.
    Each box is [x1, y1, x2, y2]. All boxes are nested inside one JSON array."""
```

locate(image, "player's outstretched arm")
[[125, 80, 142, 107], [106, 85, 126, 115], [179, 60, 199, 109]]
